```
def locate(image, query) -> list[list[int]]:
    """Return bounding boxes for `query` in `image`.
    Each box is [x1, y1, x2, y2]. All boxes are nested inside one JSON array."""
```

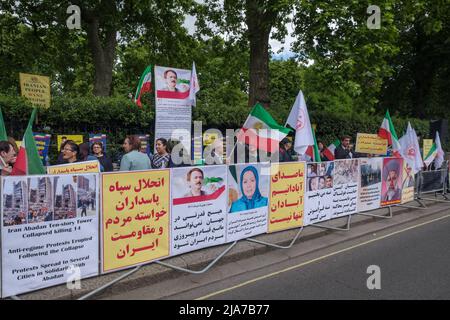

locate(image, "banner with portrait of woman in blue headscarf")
[[226, 162, 270, 242]]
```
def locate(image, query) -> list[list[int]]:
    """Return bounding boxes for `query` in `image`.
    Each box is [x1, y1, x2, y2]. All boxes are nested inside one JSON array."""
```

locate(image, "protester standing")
[[151, 138, 171, 169], [120, 135, 151, 171], [91, 142, 113, 172]]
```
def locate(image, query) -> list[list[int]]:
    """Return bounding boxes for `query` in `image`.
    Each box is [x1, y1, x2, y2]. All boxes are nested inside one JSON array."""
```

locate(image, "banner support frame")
[[357, 206, 393, 219], [155, 241, 237, 274], [246, 226, 304, 249], [310, 214, 352, 231]]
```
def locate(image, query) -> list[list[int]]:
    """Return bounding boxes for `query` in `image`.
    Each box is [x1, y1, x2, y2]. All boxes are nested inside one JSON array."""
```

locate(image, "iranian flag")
[[424, 131, 445, 168], [378, 110, 401, 157], [323, 139, 340, 161], [11, 108, 46, 175], [237, 103, 292, 153], [189, 61, 200, 107], [134, 65, 152, 107]]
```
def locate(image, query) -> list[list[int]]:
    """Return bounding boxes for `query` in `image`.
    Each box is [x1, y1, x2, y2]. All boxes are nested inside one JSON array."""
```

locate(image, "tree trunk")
[[82, 3, 117, 96], [246, 1, 274, 108]]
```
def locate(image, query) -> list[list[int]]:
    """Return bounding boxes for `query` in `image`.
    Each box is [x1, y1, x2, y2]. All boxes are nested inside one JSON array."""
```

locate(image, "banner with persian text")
[[170, 166, 227, 255], [358, 157, 382, 212], [268, 162, 305, 233], [1, 174, 99, 297], [304, 162, 334, 225], [331, 159, 359, 219], [101, 170, 170, 273], [47, 161, 100, 175]]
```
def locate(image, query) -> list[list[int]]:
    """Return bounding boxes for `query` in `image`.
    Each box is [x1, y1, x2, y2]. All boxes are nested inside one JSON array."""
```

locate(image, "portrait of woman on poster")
[[229, 166, 268, 213]]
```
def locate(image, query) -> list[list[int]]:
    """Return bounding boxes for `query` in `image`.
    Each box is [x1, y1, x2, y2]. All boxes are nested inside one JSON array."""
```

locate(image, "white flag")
[[286, 90, 314, 156], [189, 61, 200, 107], [399, 122, 423, 174], [435, 131, 445, 169]]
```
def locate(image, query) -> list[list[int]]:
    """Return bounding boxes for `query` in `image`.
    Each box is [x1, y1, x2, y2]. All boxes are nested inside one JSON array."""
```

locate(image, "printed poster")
[[381, 157, 404, 206], [154, 65, 192, 155], [332, 159, 359, 218], [33, 133, 51, 165], [304, 162, 334, 225], [1, 174, 99, 297], [19, 73, 51, 108], [226, 163, 270, 242], [170, 166, 227, 255], [401, 161, 415, 203], [268, 162, 305, 233], [358, 157, 382, 212], [101, 170, 170, 273]]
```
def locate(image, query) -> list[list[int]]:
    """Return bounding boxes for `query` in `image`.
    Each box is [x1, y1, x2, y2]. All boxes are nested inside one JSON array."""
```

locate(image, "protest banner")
[[304, 162, 334, 225], [57, 135, 84, 151], [401, 161, 415, 203], [355, 133, 388, 155], [423, 139, 433, 158], [170, 166, 227, 255], [47, 160, 100, 175], [101, 170, 170, 273], [89, 134, 107, 153], [381, 157, 404, 206], [19, 73, 51, 108], [1, 174, 99, 297], [33, 133, 51, 165], [154, 65, 192, 154], [358, 157, 383, 211], [226, 163, 270, 242], [268, 162, 305, 233], [332, 159, 359, 218]]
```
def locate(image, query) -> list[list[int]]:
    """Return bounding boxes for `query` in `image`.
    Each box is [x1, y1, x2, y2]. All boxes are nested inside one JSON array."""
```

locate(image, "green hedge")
[[0, 94, 436, 164]]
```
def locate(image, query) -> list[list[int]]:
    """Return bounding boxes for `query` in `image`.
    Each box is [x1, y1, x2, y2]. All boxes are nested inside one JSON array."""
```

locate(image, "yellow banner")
[[423, 139, 433, 158], [47, 161, 100, 175], [19, 73, 51, 108], [101, 170, 170, 272], [57, 135, 84, 151], [268, 162, 305, 233], [355, 133, 388, 155]]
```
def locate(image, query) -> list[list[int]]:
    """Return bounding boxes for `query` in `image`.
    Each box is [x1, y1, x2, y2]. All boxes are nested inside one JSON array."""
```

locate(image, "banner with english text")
[[1, 174, 99, 298]]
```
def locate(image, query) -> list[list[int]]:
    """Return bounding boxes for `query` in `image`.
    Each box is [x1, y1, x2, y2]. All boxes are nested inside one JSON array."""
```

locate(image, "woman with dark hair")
[[91, 142, 113, 172], [120, 135, 151, 171], [78, 142, 104, 171], [151, 138, 171, 169], [278, 138, 293, 162], [60, 140, 80, 164]]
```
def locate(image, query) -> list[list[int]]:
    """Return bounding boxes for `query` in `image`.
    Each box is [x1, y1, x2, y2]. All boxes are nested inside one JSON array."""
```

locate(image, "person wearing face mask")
[[120, 135, 151, 171], [0, 141, 17, 176], [229, 165, 268, 213]]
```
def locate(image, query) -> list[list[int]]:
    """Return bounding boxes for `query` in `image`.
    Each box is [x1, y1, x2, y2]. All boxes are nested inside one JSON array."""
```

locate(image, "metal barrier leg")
[[357, 206, 393, 219], [155, 241, 238, 274], [246, 226, 304, 249], [310, 214, 352, 231], [395, 198, 428, 210], [78, 265, 142, 300]]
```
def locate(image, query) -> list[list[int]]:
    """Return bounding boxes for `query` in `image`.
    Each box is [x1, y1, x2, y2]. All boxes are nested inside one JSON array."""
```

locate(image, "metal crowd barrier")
[[417, 161, 450, 203]]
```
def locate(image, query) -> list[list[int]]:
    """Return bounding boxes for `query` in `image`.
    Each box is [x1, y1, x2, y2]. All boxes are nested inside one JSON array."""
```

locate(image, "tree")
[[195, 0, 294, 108]]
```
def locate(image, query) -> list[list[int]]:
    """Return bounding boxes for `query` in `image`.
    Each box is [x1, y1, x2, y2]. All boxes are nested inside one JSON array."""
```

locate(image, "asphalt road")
[[200, 213, 450, 300]]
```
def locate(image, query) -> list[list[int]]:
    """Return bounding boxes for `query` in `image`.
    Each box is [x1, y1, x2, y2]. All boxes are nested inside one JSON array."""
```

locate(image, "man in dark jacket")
[[334, 135, 353, 159]]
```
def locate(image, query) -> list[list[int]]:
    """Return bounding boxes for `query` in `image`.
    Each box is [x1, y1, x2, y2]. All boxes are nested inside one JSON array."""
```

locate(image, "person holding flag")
[[286, 91, 321, 162]]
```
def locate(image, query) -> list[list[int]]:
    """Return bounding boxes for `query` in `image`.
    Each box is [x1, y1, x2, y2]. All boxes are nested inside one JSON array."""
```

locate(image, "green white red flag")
[[11, 108, 45, 175], [323, 139, 340, 161], [237, 103, 292, 153], [134, 65, 152, 107]]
